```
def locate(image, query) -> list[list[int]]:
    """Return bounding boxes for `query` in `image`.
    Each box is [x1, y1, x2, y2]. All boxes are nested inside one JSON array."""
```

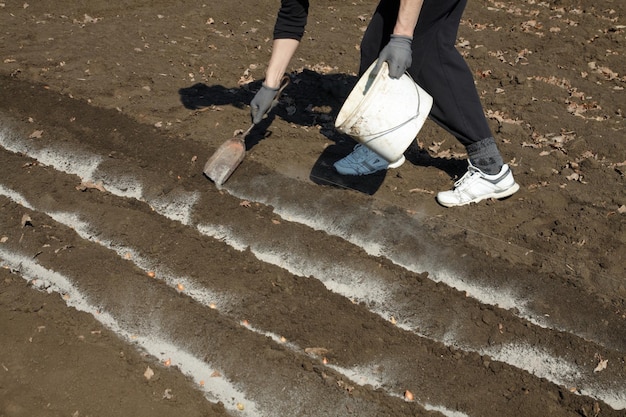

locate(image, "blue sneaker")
[[334, 144, 405, 176]]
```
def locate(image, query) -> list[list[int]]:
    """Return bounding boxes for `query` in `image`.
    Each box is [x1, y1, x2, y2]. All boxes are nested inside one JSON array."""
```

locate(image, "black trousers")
[[360, 0, 492, 147]]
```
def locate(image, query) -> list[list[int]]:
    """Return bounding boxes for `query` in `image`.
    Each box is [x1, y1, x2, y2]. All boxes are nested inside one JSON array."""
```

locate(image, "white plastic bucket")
[[335, 60, 433, 163]]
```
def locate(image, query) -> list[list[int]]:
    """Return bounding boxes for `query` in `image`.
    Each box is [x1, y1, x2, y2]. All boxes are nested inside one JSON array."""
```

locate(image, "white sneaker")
[[436, 161, 520, 207], [334, 144, 405, 176]]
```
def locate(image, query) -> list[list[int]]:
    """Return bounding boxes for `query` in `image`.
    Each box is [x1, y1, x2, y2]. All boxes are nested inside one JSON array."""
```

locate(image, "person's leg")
[[408, 0, 504, 175], [407, 0, 519, 205], [359, 1, 396, 76], [334, 0, 407, 176], [356, 2, 497, 156], [336, 0, 461, 175], [337, 0, 517, 202]]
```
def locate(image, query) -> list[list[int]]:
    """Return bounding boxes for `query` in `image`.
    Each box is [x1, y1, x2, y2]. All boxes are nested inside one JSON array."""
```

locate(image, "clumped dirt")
[[0, 1, 625, 417]]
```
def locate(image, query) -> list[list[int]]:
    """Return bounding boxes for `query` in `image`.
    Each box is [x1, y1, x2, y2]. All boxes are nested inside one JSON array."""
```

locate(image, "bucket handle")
[[358, 72, 427, 143]]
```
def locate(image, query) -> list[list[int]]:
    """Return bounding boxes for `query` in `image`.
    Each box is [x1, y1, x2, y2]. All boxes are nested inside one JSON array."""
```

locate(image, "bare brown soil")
[[1, 1, 625, 417]]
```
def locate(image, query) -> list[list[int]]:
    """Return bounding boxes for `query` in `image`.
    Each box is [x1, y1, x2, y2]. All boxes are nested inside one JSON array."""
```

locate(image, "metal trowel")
[[202, 123, 252, 186], [203, 76, 290, 186]]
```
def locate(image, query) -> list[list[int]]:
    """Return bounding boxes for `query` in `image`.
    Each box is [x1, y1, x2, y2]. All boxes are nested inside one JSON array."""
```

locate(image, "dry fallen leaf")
[[305, 347, 330, 356], [238, 68, 254, 85], [408, 187, 434, 194], [76, 181, 106, 192], [29, 130, 43, 139], [144, 366, 154, 380], [21, 214, 32, 227], [337, 379, 355, 393], [593, 359, 608, 373]]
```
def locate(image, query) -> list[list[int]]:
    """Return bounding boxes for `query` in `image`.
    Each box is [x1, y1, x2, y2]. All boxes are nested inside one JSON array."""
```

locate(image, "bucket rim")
[[335, 60, 387, 129], [336, 60, 426, 140]]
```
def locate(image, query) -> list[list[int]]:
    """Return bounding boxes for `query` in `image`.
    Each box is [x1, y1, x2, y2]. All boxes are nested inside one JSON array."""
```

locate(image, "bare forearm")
[[394, 0, 424, 37], [264, 38, 300, 88]]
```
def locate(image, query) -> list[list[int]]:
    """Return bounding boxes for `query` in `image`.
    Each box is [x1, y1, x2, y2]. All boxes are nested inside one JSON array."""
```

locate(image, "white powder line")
[[2, 182, 623, 411], [195, 220, 626, 410], [423, 404, 472, 417], [444, 335, 626, 410], [484, 343, 582, 385], [197, 222, 396, 316], [0, 185, 226, 311], [197, 224, 249, 252], [253, 248, 392, 305], [0, 184, 35, 210], [0, 186, 456, 415], [2, 134, 624, 410], [240, 321, 298, 349], [0, 129, 103, 183], [240, 317, 470, 417], [148, 190, 200, 226], [49, 211, 225, 309], [263, 204, 531, 315], [0, 127, 574, 331], [225, 193, 605, 338], [0, 130, 198, 226], [0, 248, 259, 417]]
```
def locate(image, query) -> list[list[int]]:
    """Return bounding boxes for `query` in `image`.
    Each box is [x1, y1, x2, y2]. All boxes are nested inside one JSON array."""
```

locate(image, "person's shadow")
[[178, 69, 465, 195]]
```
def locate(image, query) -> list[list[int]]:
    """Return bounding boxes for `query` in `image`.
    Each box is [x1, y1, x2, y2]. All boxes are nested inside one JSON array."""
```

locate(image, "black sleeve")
[[273, 0, 309, 41]]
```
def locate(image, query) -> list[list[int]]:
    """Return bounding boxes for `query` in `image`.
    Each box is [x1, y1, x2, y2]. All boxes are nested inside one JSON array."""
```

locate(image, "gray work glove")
[[375, 34, 413, 79], [250, 83, 280, 124]]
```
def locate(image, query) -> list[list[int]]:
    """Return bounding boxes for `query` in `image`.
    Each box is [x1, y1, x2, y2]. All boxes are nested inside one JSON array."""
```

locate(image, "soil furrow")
[[2, 1, 625, 416], [226, 171, 626, 351], [0, 132, 623, 414], [1, 84, 623, 358], [0, 198, 434, 417]]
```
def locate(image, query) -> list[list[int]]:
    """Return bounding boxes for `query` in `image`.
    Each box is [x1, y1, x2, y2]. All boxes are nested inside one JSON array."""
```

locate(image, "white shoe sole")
[[334, 155, 405, 176], [436, 182, 520, 207]]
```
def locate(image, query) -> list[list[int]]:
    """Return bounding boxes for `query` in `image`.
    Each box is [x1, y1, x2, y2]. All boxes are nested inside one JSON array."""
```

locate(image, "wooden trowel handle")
[[277, 75, 291, 98], [241, 123, 255, 137]]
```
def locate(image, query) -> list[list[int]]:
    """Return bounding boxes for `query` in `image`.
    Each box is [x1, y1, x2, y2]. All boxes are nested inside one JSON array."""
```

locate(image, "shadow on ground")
[[179, 69, 471, 195]]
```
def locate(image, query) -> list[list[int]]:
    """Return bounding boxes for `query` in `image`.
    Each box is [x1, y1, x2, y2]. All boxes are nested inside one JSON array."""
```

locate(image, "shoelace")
[[348, 144, 373, 161], [351, 144, 366, 154], [453, 166, 481, 189]]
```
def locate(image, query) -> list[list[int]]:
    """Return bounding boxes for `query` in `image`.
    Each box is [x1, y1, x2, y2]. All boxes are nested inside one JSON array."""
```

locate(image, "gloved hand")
[[375, 34, 413, 79], [250, 83, 280, 124]]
